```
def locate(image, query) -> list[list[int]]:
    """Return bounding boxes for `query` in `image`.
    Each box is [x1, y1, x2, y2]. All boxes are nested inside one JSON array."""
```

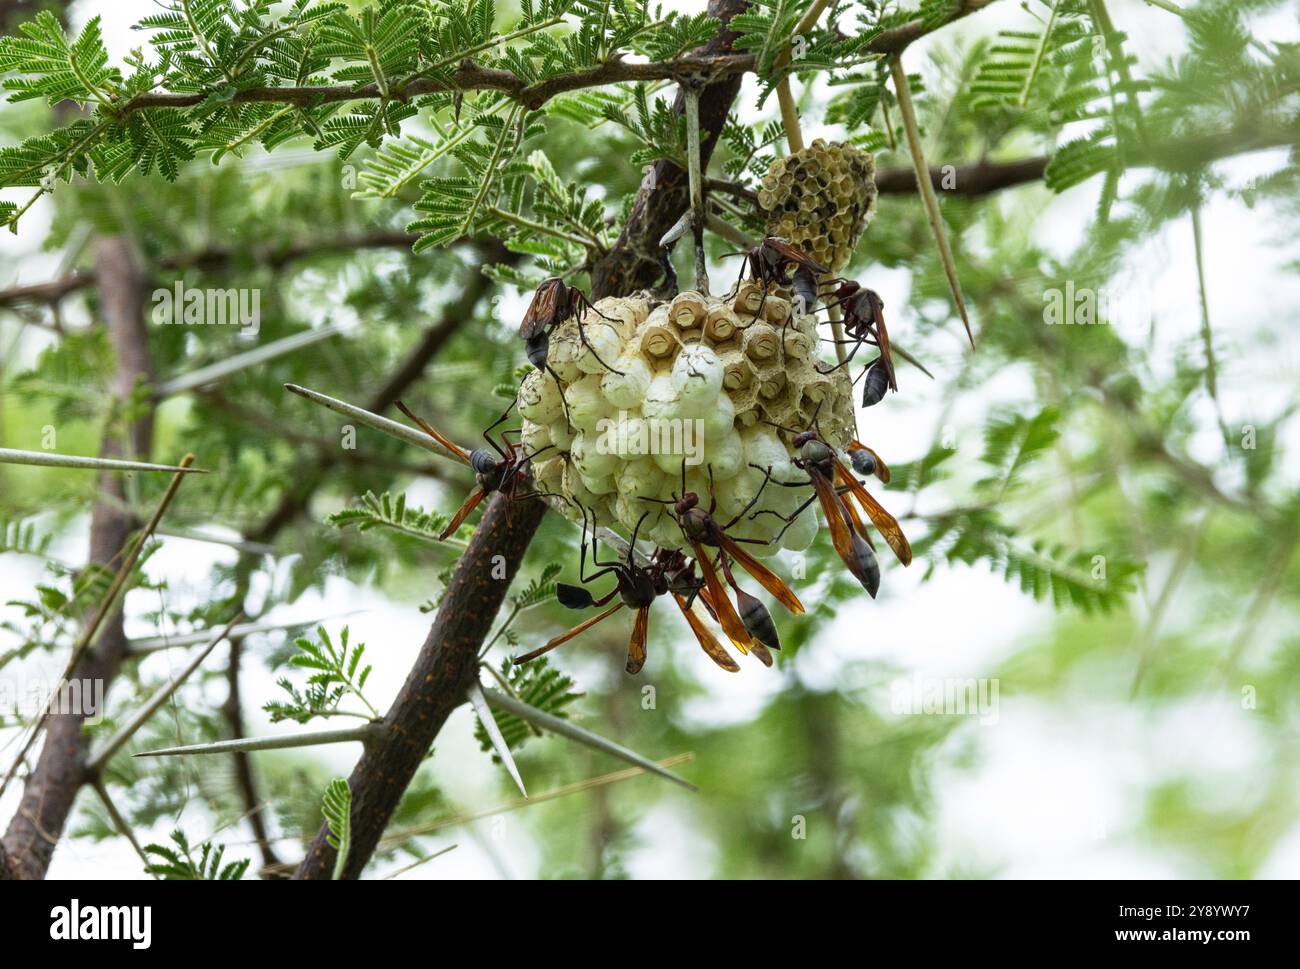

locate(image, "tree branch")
[[41, 3, 1002, 143], [216, 243, 511, 876], [1, 236, 152, 879], [294, 493, 548, 879], [0, 229, 418, 310], [875, 156, 1050, 196]]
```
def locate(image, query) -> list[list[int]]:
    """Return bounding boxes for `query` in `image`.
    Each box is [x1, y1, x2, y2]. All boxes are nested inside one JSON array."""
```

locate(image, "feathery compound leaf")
[[0, 120, 102, 189], [322, 778, 352, 879], [729, 0, 803, 77], [316, 0, 425, 91], [917, 509, 1139, 613], [264, 625, 376, 724], [0, 12, 120, 106], [143, 830, 249, 879], [0, 516, 53, 558], [976, 406, 1061, 495], [327, 490, 455, 546], [598, 83, 687, 168], [631, 10, 720, 61], [513, 561, 563, 610], [407, 104, 532, 251]]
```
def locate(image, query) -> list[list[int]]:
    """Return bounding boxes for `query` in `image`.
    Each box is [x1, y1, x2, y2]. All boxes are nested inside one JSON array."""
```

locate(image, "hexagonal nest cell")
[[758, 139, 877, 274], [517, 286, 856, 556]]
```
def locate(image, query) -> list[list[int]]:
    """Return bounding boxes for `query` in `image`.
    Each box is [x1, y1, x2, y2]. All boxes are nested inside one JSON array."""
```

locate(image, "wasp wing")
[[625, 606, 650, 674], [714, 533, 805, 614], [690, 542, 752, 653], [833, 459, 912, 566], [766, 237, 831, 276], [811, 470, 864, 573], [673, 593, 740, 672], [438, 486, 487, 541], [870, 298, 898, 392], [518, 279, 563, 340], [838, 484, 877, 548]]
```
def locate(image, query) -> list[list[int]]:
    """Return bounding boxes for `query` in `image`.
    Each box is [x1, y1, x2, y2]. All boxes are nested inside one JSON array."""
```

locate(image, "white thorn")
[[0, 448, 207, 474], [483, 688, 696, 792], [468, 681, 527, 799]]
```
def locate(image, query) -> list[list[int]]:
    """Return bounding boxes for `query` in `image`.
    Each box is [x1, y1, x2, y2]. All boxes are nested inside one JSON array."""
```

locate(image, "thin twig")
[[0, 454, 199, 800], [86, 613, 245, 773], [890, 56, 975, 349]]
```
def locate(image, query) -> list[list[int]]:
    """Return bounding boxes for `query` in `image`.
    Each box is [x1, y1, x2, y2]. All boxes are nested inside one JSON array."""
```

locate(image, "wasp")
[[519, 278, 623, 380], [757, 419, 911, 598], [818, 280, 897, 407], [513, 511, 744, 673], [395, 399, 550, 541], [739, 236, 831, 288], [726, 237, 831, 322], [639, 463, 805, 658]]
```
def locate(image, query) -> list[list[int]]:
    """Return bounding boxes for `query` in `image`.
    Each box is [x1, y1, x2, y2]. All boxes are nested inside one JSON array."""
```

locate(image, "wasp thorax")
[[470, 448, 499, 476], [619, 568, 658, 609], [799, 437, 834, 471]]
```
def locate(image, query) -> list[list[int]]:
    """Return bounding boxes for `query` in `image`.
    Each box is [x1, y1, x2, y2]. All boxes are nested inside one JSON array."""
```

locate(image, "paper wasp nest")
[[758, 139, 877, 273], [517, 288, 856, 555]]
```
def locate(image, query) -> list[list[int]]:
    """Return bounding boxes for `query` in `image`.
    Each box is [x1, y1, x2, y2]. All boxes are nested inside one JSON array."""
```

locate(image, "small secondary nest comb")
[[758, 139, 877, 273], [516, 287, 855, 555]]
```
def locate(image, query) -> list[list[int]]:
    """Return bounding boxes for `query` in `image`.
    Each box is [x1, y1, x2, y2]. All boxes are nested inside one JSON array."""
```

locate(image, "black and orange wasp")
[[639, 462, 805, 659], [756, 418, 911, 599], [512, 510, 743, 673], [395, 399, 550, 542]]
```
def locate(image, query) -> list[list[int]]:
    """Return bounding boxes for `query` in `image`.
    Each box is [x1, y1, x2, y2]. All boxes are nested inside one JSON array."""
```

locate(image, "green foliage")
[[474, 657, 580, 759], [0, 515, 51, 558], [143, 829, 249, 880], [919, 507, 1141, 612], [322, 777, 352, 879], [264, 626, 376, 724], [968, 0, 1093, 111], [0, 13, 119, 106], [513, 561, 563, 610], [976, 405, 1061, 496], [407, 105, 537, 251], [328, 490, 455, 547], [1, 0, 1297, 883], [731, 0, 880, 105]]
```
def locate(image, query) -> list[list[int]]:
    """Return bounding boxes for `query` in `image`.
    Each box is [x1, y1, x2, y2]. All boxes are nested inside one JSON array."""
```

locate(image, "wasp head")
[[832, 279, 860, 301]]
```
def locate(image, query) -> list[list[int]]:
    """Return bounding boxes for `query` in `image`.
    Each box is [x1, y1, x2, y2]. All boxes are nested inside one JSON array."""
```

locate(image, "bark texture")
[[1, 237, 151, 879]]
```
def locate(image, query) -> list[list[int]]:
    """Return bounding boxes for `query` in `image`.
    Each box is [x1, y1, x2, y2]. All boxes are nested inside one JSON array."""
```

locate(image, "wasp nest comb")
[[758, 139, 877, 274], [516, 289, 855, 555]]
